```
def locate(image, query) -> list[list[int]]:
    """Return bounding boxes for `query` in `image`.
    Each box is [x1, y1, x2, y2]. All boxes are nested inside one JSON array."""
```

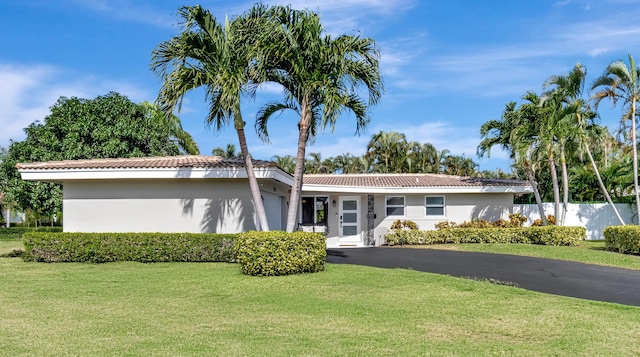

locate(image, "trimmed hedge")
[[603, 226, 640, 254], [384, 226, 586, 246], [22, 232, 237, 263], [0, 227, 63, 240], [234, 231, 326, 276]]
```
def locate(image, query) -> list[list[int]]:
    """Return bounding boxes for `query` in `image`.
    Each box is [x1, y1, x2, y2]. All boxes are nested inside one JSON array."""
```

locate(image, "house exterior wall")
[[63, 179, 289, 233], [302, 191, 514, 246]]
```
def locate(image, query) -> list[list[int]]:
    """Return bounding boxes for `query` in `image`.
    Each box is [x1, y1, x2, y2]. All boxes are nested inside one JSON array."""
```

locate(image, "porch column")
[[366, 194, 375, 245]]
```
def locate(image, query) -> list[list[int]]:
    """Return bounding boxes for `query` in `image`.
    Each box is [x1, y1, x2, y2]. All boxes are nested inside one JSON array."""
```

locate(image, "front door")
[[339, 196, 361, 244]]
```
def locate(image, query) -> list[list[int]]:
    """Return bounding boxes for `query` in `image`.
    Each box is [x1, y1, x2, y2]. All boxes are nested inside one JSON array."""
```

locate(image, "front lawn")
[[0, 257, 639, 356]]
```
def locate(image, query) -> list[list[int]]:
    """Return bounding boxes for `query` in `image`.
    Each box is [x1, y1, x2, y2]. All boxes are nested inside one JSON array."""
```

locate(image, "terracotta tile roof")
[[302, 173, 528, 187], [16, 155, 278, 170]]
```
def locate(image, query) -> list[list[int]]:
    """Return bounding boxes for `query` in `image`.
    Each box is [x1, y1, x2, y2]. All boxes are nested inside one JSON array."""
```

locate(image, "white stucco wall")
[[63, 179, 288, 233], [303, 191, 514, 246], [372, 193, 513, 245]]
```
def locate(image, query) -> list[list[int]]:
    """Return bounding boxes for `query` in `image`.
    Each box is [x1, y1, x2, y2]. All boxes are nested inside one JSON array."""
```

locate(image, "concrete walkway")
[[326, 247, 640, 307]]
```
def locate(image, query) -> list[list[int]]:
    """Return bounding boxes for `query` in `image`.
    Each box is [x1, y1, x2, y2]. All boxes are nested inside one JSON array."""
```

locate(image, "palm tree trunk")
[[632, 101, 640, 224], [548, 149, 561, 223], [560, 147, 569, 226], [585, 144, 625, 225], [235, 119, 270, 231], [285, 103, 312, 232], [525, 161, 547, 225]]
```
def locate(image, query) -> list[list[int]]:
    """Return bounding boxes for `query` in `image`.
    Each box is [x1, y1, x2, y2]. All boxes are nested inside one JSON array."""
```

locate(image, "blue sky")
[[1, 0, 640, 172]]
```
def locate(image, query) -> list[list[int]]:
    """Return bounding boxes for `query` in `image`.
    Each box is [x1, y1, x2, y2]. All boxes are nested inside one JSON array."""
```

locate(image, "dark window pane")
[[301, 197, 314, 224], [426, 196, 444, 206], [343, 225, 358, 235], [386, 207, 405, 216], [343, 200, 357, 210], [386, 196, 404, 206], [426, 207, 444, 216]]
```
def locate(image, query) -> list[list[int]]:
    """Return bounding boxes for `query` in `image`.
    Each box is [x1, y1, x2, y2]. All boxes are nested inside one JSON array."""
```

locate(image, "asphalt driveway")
[[326, 247, 640, 307]]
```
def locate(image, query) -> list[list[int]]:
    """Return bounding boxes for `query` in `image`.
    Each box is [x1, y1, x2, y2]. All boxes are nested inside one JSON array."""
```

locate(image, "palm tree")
[[544, 64, 625, 225], [140, 101, 199, 155], [366, 131, 408, 173], [592, 54, 640, 222], [211, 143, 240, 158], [273, 155, 296, 174], [253, 6, 383, 232], [151, 5, 271, 231], [479, 98, 547, 224]]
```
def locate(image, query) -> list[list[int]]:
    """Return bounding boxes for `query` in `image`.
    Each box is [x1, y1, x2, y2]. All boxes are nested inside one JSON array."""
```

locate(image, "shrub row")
[[384, 226, 586, 246], [22, 232, 237, 263], [603, 226, 640, 254], [234, 231, 326, 276], [0, 227, 63, 240]]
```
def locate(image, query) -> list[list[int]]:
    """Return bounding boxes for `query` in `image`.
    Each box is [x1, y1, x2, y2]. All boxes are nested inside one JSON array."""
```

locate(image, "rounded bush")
[[234, 231, 326, 276]]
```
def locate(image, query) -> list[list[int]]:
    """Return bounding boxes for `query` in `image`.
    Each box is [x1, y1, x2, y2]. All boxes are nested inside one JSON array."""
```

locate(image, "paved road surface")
[[326, 247, 640, 307]]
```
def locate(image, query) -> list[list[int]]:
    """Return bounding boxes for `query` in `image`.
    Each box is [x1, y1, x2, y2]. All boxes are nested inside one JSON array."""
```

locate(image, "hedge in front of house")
[[0, 227, 63, 240], [22, 232, 237, 263], [234, 231, 326, 276], [603, 226, 640, 254], [384, 226, 585, 246]]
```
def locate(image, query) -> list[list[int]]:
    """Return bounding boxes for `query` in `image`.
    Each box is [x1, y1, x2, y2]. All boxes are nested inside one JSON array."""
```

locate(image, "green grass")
[[409, 240, 640, 270], [0, 239, 23, 256], [0, 257, 639, 356]]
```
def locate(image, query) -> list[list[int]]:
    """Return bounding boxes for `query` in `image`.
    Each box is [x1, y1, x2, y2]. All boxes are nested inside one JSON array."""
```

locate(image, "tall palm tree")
[[545, 64, 625, 225], [140, 101, 200, 155], [253, 6, 383, 232], [151, 5, 271, 231], [479, 99, 547, 224], [592, 54, 640, 221]]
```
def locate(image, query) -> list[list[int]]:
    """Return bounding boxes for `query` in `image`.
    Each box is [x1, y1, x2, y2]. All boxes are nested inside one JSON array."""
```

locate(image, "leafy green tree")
[[592, 54, 640, 221], [253, 5, 383, 232], [151, 5, 271, 230], [212, 144, 240, 158], [1, 92, 184, 223]]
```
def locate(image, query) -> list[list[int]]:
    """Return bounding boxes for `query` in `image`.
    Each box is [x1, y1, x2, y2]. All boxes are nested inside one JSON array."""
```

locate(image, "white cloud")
[[69, 0, 176, 28], [0, 63, 150, 148]]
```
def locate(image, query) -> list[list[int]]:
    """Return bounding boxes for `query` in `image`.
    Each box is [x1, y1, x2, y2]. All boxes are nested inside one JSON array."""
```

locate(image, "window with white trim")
[[385, 196, 405, 216], [425, 196, 445, 216]]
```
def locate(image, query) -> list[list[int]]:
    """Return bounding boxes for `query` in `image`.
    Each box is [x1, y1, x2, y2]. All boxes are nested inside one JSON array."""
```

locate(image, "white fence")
[[513, 203, 635, 240]]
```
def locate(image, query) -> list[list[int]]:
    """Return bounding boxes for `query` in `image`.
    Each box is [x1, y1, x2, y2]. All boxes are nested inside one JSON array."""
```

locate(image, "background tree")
[[254, 5, 383, 232], [592, 54, 640, 220], [0, 92, 185, 225], [212, 143, 240, 158], [272, 155, 296, 174], [151, 5, 271, 231], [141, 101, 199, 155], [544, 63, 625, 224]]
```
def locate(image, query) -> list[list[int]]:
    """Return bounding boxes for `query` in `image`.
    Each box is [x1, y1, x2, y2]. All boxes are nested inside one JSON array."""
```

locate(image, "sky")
[[1, 0, 640, 172]]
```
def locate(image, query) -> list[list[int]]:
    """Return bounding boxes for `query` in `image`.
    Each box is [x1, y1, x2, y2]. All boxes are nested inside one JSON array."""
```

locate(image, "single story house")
[[17, 155, 532, 247]]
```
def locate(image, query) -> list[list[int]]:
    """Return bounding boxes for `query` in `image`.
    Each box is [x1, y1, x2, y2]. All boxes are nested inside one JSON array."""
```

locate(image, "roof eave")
[[300, 184, 533, 194], [18, 167, 294, 186]]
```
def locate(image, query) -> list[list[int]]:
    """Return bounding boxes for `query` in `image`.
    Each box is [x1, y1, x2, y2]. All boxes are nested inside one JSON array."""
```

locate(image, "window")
[[301, 196, 328, 225], [385, 196, 405, 216], [425, 196, 445, 216]]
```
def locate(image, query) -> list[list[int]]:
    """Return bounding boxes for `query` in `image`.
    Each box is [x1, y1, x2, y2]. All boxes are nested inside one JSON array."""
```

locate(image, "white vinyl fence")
[[514, 203, 636, 240]]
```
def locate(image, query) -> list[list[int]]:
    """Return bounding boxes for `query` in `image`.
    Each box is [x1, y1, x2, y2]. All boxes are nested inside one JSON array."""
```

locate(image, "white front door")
[[339, 196, 361, 244]]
